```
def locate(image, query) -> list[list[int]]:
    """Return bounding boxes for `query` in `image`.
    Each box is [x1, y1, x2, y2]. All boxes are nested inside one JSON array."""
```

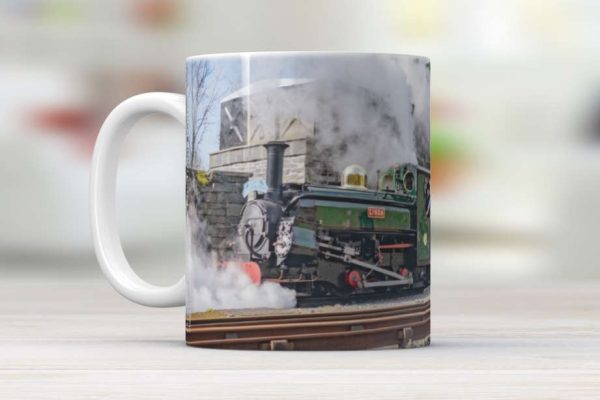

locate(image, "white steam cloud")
[[246, 54, 429, 184], [186, 206, 296, 313]]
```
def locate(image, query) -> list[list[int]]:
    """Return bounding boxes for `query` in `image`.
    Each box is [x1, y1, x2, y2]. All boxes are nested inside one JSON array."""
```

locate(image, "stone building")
[[209, 79, 340, 186]]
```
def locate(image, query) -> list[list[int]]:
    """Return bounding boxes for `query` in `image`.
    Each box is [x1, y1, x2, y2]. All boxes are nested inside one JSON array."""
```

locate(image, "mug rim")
[[186, 51, 430, 62]]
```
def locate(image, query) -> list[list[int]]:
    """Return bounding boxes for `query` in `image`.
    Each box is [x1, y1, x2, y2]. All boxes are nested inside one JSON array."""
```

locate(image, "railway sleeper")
[[261, 339, 294, 351], [398, 326, 413, 348]]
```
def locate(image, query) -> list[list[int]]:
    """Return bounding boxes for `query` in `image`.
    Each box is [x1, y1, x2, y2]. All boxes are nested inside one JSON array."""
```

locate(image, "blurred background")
[[1, 0, 600, 287]]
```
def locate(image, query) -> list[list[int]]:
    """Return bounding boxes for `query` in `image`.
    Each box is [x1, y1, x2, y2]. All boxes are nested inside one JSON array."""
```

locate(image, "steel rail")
[[187, 308, 429, 334], [186, 301, 430, 350], [188, 300, 430, 327]]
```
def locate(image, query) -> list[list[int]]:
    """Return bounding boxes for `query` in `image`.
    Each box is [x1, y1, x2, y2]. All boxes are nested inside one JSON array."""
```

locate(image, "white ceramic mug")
[[91, 52, 431, 350]]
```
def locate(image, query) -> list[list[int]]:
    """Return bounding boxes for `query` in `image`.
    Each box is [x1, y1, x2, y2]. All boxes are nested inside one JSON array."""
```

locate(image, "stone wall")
[[211, 155, 307, 184], [305, 140, 341, 186], [210, 138, 307, 183], [208, 137, 340, 186], [186, 169, 250, 254]]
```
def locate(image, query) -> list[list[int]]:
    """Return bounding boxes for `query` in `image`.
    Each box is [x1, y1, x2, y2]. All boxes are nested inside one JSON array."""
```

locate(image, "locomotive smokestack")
[[264, 141, 289, 202]]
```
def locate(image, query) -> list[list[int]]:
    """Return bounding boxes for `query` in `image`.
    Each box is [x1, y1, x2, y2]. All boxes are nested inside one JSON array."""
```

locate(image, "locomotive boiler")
[[234, 141, 431, 300]]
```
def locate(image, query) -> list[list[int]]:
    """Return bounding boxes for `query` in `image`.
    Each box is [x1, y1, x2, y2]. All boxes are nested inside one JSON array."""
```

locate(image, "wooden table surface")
[[1, 266, 599, 399]]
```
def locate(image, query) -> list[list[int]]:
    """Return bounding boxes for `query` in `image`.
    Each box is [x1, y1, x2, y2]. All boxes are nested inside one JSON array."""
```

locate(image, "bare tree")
[[187, 60, 221, 169]]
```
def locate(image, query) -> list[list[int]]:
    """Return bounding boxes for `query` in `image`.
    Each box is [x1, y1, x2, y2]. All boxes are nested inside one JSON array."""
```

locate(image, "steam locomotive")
[[233, 141, 430, 300]]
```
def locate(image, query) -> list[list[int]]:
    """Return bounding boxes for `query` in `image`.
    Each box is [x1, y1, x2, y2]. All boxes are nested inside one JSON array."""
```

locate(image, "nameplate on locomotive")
[[367, 207, 386, 219]]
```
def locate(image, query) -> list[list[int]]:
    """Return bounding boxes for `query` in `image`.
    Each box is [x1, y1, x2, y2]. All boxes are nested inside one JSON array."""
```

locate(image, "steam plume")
[[247, 54, 429, 183], [186, 199, 296, 313]]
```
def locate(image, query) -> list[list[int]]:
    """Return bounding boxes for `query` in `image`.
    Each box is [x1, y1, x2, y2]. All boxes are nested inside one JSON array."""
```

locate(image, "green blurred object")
[[431, 123, 466, 162], [42, 0, 83, 23], [429, 123, 468, 189]]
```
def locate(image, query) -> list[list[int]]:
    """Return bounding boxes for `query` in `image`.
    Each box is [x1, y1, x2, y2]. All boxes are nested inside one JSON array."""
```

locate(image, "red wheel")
[[345, 270, 362, 289], [241, 262, 261, 284], [222, 261, 262, 285]]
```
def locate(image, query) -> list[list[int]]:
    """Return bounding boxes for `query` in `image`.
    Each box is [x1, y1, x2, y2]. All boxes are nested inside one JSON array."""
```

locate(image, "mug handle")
[[90, 92, 186, 307]]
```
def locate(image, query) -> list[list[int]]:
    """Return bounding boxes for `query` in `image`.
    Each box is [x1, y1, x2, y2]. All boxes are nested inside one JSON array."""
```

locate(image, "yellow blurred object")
[[346, 173, 366, 188], [341, 164, 368, 190], [195, 170, 210, 186], [390, 0, 444, 38]]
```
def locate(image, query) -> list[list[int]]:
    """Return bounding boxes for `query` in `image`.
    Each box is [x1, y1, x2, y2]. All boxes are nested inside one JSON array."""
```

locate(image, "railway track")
[[186, 300, 430, 350]]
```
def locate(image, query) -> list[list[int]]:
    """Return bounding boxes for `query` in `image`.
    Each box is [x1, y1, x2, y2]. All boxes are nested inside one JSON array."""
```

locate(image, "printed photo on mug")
[[184, 53, 431, 350]]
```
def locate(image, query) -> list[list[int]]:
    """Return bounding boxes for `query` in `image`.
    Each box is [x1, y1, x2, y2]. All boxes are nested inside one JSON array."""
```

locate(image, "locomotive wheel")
[[345, 270, 363, 289]]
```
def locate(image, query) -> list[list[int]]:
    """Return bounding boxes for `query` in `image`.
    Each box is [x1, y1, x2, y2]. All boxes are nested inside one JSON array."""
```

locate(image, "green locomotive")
[[235, 141, 430, 300]]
